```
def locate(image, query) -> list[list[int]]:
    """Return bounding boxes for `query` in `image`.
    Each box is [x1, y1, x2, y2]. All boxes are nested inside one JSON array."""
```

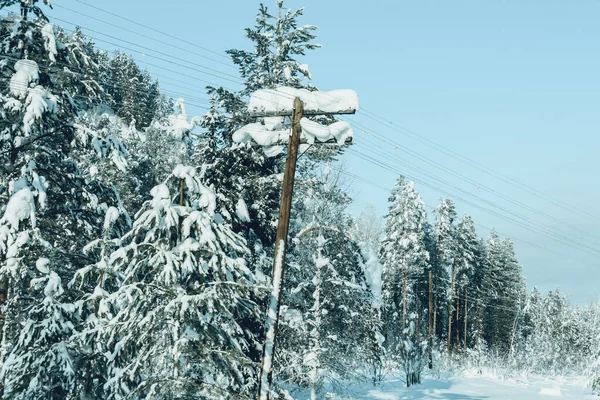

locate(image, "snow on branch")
[[232, 117, 354, 157]]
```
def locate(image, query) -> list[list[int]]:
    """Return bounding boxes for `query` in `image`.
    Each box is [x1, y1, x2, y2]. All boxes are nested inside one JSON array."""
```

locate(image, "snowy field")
[[290, 373, 596, 399]]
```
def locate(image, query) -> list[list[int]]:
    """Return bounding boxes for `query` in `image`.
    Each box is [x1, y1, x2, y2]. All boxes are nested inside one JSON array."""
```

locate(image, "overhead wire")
[[4, 7, 599, 262], [12, 0, 600, 228], [51, 1, 237, 70], [350, 129, 600, 252], [332, 167, 598, 268], [356, 109, 600, 223], [67, 0, 231, 61], [45, 15, 244, 86], [348, 139, 600, 255], [346, 145, 600, 257], [347, 117, 600, 246], [348, 133, 600, 253]]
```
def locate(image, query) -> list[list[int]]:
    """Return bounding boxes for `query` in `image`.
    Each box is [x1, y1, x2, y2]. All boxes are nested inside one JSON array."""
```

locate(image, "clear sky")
[[25, 0, 600, 304]]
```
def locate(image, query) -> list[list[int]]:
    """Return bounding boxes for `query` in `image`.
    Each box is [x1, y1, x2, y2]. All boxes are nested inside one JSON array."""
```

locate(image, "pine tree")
[[468, 237, 489, 347], [380, 176, 429, 383], [482, 233, 525, 355], [192, 6, 343, 391], [0, 5, 125, 395], [432, 198, 456, 347], [77, 165, 262, 399], [227, 1, 319, 96], [275, 168, 375, 396], [453, 214, 478, 349], [0, 261, 77, 399]]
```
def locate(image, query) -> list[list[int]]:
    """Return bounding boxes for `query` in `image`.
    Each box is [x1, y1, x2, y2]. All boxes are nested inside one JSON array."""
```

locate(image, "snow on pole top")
[[248, 86, 359, 116]]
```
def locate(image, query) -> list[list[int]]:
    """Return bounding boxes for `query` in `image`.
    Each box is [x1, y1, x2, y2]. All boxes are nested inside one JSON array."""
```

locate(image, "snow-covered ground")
[[290, 373, 596, 399]]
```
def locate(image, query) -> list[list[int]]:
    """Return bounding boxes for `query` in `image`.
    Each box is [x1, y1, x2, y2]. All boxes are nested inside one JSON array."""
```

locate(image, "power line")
[[356, 109, 600, 223], [50, 0, 600, 226], [349, 142, 600, 256], [333, 168, 598, 268], [347, 118, 600, 246], [51, 1, 236, 70], [6, 7, 598, 261], [350, 137, 600, 253], [346, 146, 600, 258], [68, 0, 231, 60], [45, 15, 244, 86]]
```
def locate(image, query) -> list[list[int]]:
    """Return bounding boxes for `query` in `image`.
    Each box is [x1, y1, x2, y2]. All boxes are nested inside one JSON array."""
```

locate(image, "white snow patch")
[[539, 387, 563, 397], [41, 23, 57, 62], [235, 198, 250, 222], [45, 271, 63, 297], [300, 118, 353, 144], [299, 64, 311, 79], [232, 118, 353, 157], [36, 258, 50, 274], [103, 206, 120, 231], [248, 86, 359, 115], [232, 123, 288, 147], [10, 59, 39, 98], [290, 374, 595, 400], [167, 98, 197, 138], [23, 85, 57, 135], [359, 243, 383, 307], [1, 188, 36, 229]]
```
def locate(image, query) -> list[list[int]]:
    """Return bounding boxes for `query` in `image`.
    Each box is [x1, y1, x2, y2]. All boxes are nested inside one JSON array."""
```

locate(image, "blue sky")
[[25, 0, 600, 303]]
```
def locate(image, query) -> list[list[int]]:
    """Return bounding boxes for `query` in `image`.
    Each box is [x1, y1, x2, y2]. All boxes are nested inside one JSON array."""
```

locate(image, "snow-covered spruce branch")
[[0, 124, 74, 156], [295, 225, 341, 239]]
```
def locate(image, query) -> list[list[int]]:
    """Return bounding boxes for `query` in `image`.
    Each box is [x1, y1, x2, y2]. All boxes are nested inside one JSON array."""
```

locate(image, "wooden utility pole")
[[257, 97, 303, 400], [464, 287, 468, 349], [428, 271, 433, 369], [255, 95, 356, 400]]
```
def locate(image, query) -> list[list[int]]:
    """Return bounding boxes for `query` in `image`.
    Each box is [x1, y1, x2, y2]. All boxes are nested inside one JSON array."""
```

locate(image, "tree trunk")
[[464, 287, 468, 349], [402, 264, 407, 333], [310, 246, 323, 400], [456, 287, 460, 349], [428, 271, 433, 369], [448, 265, 455, 352]]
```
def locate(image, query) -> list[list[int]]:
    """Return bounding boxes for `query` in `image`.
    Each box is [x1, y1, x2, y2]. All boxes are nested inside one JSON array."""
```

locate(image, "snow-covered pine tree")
[[276, 167, 375, 397], [513, 288, 595, 375], [351, 203, 382, 250], [227, 1, 318, 96], [105, 52, 161, 130], [482, 232, 525, 355], [0, 259, 77, 399], [0, 3, 126, 395], [74, 90, 178, 218], [291, 230, 373, 398], [195, 0, 328, 249], [432, 198, 457, 347], [380, 176, 429, 383], [453, 213, 479, 349], [193, 5, 345, 389], [467, 237, 489, 347], [350, 203, 385, 383], [77, 164, 262, 399]]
